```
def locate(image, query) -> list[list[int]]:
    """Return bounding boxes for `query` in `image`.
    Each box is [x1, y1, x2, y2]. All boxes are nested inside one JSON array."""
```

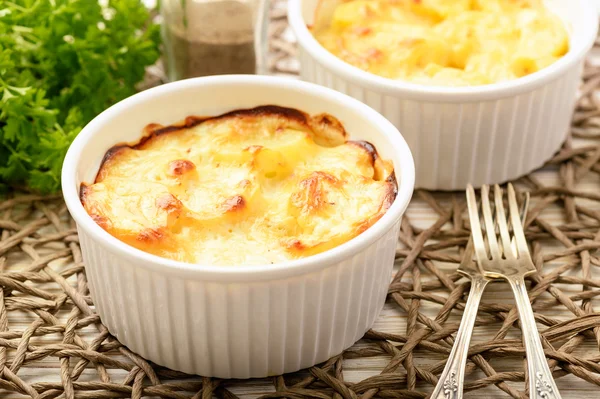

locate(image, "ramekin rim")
[[61, 75, 415, 280], [287, 0, 599, 102]]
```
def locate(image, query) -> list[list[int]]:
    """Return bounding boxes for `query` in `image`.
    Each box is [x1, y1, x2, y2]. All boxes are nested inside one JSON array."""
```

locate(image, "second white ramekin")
[[62, 75, 415, 378], [289, 0, 598, 190]]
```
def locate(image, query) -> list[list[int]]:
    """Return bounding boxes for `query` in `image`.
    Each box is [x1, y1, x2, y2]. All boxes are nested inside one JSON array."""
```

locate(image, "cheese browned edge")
[[80, 105, 397, 265]]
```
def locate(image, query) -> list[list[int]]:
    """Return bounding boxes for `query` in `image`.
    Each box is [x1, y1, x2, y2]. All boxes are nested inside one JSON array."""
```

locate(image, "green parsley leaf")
[[0, 0, 160, 193]]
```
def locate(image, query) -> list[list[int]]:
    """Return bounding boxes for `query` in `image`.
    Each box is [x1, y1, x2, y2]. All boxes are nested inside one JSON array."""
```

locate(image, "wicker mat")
[[3, 4, 600, 399]]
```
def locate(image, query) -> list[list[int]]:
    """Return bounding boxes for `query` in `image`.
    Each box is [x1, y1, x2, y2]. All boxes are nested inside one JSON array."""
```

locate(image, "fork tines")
[[466, 183, 535, 276]]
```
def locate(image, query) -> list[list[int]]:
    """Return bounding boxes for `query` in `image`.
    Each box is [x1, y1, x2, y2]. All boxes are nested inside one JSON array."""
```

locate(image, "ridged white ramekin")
[[288, 0, 599, 190], [62, 76, 415, 378]]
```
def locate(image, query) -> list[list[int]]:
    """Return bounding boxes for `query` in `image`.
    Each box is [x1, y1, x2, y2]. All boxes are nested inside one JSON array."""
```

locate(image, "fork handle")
[[430, 276, 488, 399], [507, 276, 562, 399]]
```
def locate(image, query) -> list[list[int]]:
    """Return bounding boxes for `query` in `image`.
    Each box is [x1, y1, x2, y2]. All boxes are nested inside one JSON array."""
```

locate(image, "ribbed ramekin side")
[[490, 68, 580, 187], [298, 48, 582, 190], [371, 219, 402, 327], [77, 228, 119, 339], [78, 228, 170, 367], [286, 218, 401, 373], [77, 218, 401, 378]]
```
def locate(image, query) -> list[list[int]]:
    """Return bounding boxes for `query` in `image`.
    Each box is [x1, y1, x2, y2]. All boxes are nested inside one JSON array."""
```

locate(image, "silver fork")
[[467, 183, 561, 399], [431, 192, 528, 399], [429, 238, 489, 399]]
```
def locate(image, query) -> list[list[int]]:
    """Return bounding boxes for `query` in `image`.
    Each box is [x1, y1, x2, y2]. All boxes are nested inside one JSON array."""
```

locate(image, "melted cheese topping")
[[81, 106, 396, 266], [310, 0, 569, 86]]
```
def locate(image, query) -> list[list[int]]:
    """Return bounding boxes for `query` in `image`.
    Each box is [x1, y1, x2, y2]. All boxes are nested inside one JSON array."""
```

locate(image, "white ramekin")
[[62, 75, 415, 378], [289, 0, 599, 190]]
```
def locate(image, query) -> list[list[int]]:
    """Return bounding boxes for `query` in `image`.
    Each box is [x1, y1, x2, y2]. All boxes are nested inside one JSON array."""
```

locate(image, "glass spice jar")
[[160, 0, 269, 81]]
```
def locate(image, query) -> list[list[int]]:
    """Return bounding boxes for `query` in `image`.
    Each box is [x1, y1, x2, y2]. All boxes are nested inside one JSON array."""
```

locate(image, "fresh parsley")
[[0, 0, 160, 193]]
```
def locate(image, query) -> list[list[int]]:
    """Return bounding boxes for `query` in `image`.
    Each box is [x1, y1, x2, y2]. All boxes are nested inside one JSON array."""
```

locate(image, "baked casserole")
[[310, 0, 569, 86], [80, 106, 397, 266]]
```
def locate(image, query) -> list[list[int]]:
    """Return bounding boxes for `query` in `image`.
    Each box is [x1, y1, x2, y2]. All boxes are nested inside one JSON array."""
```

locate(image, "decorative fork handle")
[[507, 276, 561, 399], [431, 276, 489, 399]]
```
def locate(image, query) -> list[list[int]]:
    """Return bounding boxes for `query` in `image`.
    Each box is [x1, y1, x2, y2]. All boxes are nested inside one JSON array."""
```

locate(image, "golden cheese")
[[310, 0, 569, 86], [81, 106, 396, 266]]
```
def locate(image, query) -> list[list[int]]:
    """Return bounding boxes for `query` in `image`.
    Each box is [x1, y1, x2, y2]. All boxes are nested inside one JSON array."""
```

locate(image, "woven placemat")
[[2, 4, 600, 398]]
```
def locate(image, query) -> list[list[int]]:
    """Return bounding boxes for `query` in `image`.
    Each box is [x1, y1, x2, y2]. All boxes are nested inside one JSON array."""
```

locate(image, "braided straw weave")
[[2, 4, 600, 398]]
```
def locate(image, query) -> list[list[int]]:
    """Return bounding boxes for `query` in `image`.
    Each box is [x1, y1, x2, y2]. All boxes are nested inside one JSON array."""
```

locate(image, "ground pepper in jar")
[[161, 0, 265, 80]]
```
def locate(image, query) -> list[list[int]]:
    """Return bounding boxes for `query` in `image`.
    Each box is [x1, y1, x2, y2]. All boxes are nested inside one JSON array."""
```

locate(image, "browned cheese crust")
[[81, 106, 397, 266]]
